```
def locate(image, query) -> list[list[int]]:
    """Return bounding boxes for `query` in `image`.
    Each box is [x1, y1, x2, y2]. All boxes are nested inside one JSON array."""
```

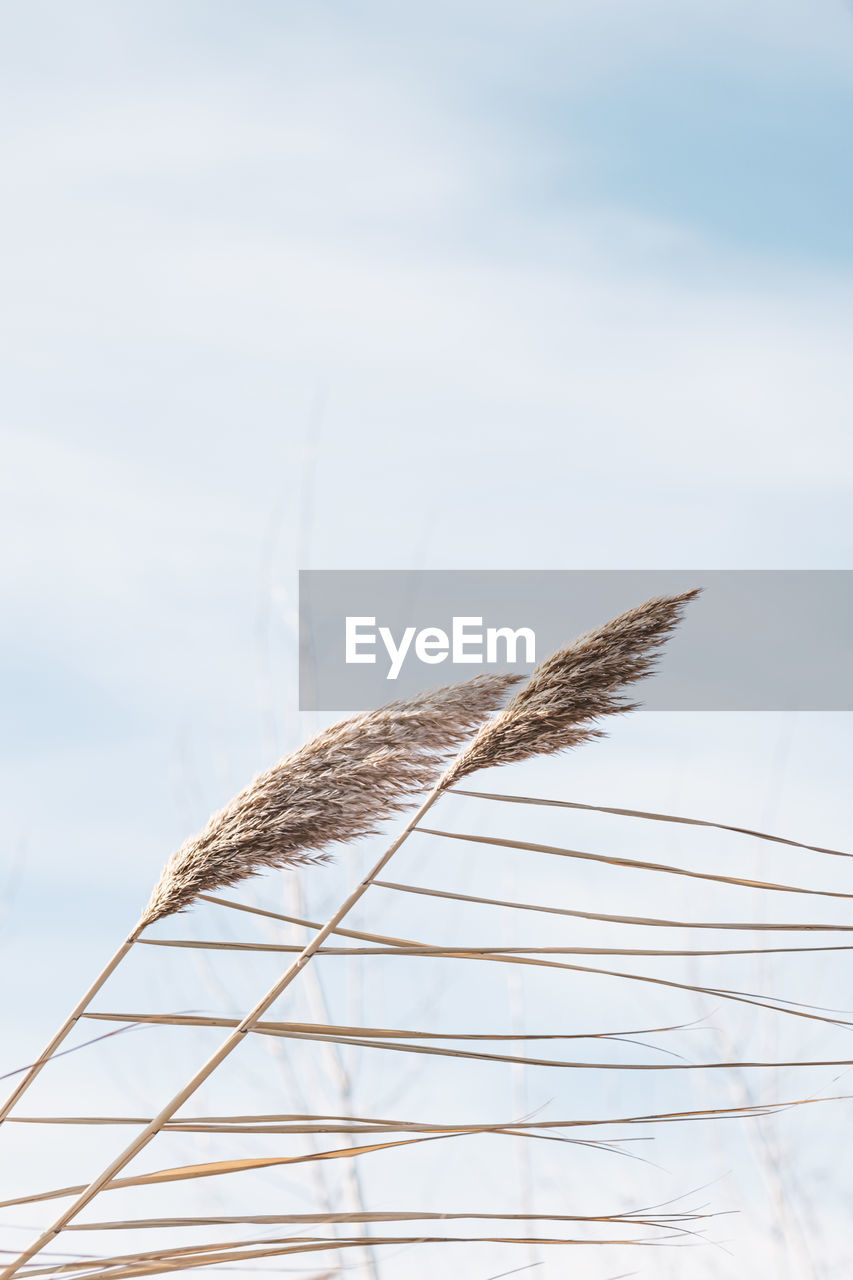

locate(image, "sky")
[[1, 3, 853, 1278]]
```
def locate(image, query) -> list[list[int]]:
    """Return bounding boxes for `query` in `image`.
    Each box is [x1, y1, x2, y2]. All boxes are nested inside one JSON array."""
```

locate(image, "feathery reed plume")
[[143, 673, 520, 924], [441, 590, 699, 788]]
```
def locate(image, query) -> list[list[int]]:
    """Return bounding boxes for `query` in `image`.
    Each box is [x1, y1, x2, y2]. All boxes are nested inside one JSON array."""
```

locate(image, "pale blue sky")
[[1, 4, 853, 1277]]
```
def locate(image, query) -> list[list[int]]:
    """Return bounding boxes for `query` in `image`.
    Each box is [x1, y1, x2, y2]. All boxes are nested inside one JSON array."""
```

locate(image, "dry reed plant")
[[3, 589, 849, 1279]]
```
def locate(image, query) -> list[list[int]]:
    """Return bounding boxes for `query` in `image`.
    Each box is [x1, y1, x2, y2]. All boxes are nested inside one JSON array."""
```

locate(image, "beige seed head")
[[441, 590, 699, 788], [143, 672, 521, 923]]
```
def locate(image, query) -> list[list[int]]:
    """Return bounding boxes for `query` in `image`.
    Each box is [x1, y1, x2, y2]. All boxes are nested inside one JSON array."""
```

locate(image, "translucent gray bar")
[[299, 571, 853, 712]]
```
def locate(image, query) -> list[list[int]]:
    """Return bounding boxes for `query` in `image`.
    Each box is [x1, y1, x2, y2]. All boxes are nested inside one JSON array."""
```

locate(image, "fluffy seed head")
[[441, 590, 699, 788], [143, 673, 520, 923]]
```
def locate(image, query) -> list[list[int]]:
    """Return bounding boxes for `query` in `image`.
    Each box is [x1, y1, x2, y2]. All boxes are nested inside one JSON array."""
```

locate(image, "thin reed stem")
[[0, 786, 443, 1280], [0, 925, 143, 1126]]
